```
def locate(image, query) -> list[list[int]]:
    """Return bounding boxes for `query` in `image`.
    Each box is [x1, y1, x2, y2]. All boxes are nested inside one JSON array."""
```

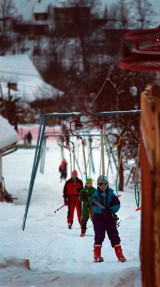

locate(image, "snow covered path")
[[0, 140, 141, 286]]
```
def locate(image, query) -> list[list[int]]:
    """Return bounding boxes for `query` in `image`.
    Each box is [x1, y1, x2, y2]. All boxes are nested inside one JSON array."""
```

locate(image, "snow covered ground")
[[0, 138, 142, 287]]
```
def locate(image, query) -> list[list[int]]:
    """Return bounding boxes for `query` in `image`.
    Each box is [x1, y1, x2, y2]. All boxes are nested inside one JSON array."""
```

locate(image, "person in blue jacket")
[[91, 175, 126, 263]]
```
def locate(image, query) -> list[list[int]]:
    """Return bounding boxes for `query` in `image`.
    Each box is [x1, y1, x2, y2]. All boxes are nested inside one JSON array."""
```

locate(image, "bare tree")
[[106, 0, 129, 29], [0, 0, 17, 54], [106, 0, 156, 29], [61, 0, 102, 72], [129, 0, 156, 28]]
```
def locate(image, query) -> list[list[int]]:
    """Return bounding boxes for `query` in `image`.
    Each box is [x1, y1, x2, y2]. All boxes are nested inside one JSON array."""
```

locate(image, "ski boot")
[[93, 245, 104, 262], [68, 223, 72, 229], [114, 245, 126, 262], [80, 222, 86, 237]]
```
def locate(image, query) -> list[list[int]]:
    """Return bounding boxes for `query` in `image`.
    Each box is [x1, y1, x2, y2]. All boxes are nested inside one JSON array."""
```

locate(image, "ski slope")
[[0, 139, 141, 286]]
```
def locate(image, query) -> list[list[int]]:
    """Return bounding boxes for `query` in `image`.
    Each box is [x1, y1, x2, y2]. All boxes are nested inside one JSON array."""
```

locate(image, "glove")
[[102, 208, 112, 214], [102, 209, 112, 220], [81, 194, 88, 201], [64, 198, 68, 206], [112, 213, 120, 227]]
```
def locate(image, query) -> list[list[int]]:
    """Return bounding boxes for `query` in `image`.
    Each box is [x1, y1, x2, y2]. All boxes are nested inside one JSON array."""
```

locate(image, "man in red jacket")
[[63, 170, 83, 229]]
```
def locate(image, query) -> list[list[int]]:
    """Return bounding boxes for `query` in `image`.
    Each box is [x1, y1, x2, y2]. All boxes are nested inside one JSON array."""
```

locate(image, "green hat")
[[86, 178, 93, 184]]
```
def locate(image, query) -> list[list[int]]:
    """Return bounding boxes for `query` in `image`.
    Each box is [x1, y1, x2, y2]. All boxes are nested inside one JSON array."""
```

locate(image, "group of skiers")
[[60, 164, 126, 263]]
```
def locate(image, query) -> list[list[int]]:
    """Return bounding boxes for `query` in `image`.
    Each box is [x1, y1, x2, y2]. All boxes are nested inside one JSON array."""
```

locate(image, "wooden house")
[[13, 2, 50, 36]]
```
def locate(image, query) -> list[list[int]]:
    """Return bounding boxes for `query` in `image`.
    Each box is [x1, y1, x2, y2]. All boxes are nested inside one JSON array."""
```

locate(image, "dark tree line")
[[0, 0, 157, 190]]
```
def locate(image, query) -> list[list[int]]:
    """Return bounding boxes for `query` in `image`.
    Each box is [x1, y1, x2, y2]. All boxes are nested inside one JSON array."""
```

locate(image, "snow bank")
[[0, 115, 18, 151]]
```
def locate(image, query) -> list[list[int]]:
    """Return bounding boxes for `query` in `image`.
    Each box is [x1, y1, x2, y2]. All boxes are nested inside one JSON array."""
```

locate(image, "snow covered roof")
[[0, 54, 63, 102], [13, 0, 59, 21], [34, 2, 49, 14], [0, 115, 18, 152]]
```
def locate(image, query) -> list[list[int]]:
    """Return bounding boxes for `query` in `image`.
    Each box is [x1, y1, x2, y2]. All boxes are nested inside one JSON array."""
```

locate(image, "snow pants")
[[92, 212, 120, 247], [67, 198, 81, 224], [81, 202, 91, 223], [60, 171, 67, 180]]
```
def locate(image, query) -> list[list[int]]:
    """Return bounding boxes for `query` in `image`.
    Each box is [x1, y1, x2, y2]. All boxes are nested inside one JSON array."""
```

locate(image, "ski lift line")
[[46, 133, 104, 137], [88, 136, 95, 176], [100, 127, 105, 175], [69, 140, 75, 170], [69, 118, 87, 178], [82, 91, 106, 206], [82, 91, 100, 125], [22, 108, 140, 229], [86, 148, 92, 168], [115, 147, 123, 195], [82, 91, 104, 178], [134, 144, 141, 208], [82, 92, 106, 176], [42, 110, 141, 118], [69, 148, 72, 176], [45, 131, 140, 138], [87, 56, 118, 112], [105, 136, 118, 170], [105, 137, 113, 177], [73, 151, 84, 179], [134, 144, 140, 186]]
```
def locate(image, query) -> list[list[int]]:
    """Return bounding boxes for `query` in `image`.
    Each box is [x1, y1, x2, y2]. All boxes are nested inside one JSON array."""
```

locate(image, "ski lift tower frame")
[[22, 109, 140, 231]]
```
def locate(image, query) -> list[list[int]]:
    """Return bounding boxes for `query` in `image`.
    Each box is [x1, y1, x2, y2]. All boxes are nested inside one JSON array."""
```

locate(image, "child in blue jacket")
[[91, 175, 126, 263]]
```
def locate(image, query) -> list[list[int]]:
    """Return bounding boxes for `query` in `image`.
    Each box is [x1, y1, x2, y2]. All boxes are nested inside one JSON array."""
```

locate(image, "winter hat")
[[71, 170, 78, 177], [97, 175, 108, 185], [86, 178, 93, 185]]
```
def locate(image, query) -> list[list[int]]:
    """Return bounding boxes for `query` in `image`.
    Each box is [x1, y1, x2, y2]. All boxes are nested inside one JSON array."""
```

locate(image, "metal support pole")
[[22, 115, 47, 230]]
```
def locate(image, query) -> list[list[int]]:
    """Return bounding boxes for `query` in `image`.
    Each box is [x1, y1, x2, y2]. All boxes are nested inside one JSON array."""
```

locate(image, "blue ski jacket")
[[91, 187, 120, 214]]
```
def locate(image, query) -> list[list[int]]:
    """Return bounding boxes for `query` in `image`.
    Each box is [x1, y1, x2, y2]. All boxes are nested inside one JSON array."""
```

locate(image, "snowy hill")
[[0, 54, 63, 102], [0, 138, 142, 286], [0, 115, 18, 151]]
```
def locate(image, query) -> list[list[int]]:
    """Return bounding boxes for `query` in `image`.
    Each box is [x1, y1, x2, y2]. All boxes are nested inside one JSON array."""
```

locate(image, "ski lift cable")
[[69, 140, 75, 170], [115, 147, 123, 196], [77, 57, 119, 186], [78, 56, 118, 125], [69, 142, 83, 179], [69, 119, 87, 179], [134, 143, 141, 209], [82, 91, 107, 206], [62, 142, 72, 176], [88, 56, 118, 112]]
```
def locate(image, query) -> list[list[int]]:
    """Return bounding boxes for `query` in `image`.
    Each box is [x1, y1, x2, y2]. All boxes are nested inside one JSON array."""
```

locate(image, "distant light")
[[157, 39, 159, 41]]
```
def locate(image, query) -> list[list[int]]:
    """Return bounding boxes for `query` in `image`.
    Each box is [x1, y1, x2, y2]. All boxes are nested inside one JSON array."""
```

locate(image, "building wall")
[[140, 84, 160, 287]]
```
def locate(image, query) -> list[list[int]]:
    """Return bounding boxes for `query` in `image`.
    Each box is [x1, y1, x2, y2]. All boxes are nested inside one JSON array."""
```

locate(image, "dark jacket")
[[91, 187, 120, 214]]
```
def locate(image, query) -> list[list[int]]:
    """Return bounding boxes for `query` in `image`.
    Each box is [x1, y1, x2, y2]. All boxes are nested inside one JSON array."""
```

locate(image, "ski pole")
[[91, 199, 106, 209], [54, 204, 66, 213]]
